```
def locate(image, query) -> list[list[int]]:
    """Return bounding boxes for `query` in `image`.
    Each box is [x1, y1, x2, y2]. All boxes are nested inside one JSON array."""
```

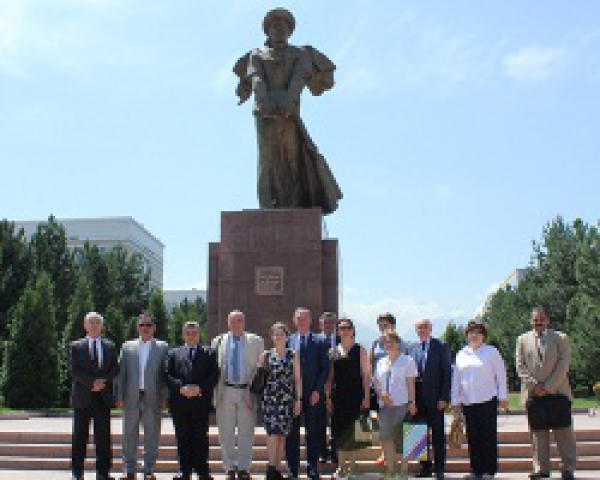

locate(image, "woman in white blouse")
[[374, 330, 418, 480], [451, 321, 508, 480]]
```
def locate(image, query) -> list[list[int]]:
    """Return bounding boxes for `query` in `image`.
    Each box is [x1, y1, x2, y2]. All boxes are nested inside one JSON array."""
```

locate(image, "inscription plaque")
[[256, 266, 284, 296]]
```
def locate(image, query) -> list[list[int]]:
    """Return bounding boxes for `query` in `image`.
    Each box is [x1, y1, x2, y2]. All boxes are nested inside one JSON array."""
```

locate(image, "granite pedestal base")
[[207, 208, 338, 341]]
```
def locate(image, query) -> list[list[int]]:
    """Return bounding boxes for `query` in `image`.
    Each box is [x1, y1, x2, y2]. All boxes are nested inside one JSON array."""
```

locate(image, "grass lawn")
[[508, 392, 598, 411]]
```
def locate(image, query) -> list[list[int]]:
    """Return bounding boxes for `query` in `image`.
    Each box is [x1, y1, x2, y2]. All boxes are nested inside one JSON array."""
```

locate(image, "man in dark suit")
[[286, 308, 330, 480], [165, 321, 219, 480], [409, 319, 451, 480], [316, 312, 339, 468], [69, 311, 120, 480]]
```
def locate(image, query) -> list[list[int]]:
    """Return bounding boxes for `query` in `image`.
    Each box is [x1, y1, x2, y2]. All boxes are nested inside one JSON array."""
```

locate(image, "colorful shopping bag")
[[400, 420, 428, 461]]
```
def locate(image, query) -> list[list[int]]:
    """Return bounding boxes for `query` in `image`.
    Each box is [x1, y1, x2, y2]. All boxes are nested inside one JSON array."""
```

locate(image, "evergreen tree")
[[74, 241, 111, 313], [59, 273, 94, 405], [106, 246, 151, 321], [147, 290, 169, 342], [1, 273, 59, 408], [441, 321, 465, 363], [30, 216, 75, 335], [0, 220, 32, 339], [169, 297, 207, 346], [104, 302, 127, 348]]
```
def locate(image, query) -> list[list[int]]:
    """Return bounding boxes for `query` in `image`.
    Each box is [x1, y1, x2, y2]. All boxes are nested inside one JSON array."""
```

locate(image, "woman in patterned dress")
[[259, 322, 302, 479]]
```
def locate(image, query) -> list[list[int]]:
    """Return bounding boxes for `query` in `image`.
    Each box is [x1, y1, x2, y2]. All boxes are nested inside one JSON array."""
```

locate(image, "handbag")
[[448, 413, 466, 450], [249, 351, 270, 395], [353, 411, 379, 447], [526, 394, 572, 431]]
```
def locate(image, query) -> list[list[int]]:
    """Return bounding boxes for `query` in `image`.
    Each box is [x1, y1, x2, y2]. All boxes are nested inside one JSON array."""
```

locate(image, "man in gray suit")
[[212, 310, 264, 480], [115, 314, 169, 480], [516, 307, 577, 480]]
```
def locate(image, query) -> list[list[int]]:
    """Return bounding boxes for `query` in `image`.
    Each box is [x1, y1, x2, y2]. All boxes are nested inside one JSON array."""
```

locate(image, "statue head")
[[263, 8, 295, 44]]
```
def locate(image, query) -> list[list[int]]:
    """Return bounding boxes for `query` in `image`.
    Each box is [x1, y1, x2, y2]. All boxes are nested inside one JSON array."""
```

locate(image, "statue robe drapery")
[[234, 45, 342, 215]]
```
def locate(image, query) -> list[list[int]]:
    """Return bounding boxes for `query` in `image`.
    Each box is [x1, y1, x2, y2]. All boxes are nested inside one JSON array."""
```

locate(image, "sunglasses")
[[338, 325, 353, 330], [138, 323, 154, 327]]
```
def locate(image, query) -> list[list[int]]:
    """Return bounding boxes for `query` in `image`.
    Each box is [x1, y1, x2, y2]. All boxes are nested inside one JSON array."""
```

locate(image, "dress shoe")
[[561, 472, 575, 480], [307, 468, 320, 480], [144, 474, 158, 480], [238, 471, 251, 480], [119, 474, 135, 480], [173, 475, 191, 480], [528, 474, 550, 479], [416, 472, 433, 478]]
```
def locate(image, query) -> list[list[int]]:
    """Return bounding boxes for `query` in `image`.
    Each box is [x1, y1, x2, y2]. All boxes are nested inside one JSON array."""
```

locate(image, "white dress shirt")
[[86, 336, 103, 368], [226, 333, 247, 384], [451, 344, 508, 406], [292, 332, 310, 352], [138, 338, 152, 390]]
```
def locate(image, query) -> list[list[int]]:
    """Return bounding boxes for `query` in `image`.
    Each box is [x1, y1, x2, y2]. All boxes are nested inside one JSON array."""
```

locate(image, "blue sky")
[[1, 0, 599, 343]]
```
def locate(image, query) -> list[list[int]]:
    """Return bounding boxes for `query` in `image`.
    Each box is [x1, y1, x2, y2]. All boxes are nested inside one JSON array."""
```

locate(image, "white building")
[[15, 217, 164, 289], [164, 289, 206, 312]]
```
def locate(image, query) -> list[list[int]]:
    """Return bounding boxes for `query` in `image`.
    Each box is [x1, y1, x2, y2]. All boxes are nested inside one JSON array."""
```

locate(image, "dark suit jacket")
[[411, 337, 451, 407], [164, 345, 219, 411], [69, 338, 119, 409], [288, 332, 329, 397]]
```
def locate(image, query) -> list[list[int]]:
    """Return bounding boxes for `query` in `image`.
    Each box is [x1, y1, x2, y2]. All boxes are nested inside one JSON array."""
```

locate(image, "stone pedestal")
[[207, 208, 338, 341]]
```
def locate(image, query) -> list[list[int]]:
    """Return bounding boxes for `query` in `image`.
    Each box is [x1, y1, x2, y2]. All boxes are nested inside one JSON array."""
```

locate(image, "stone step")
[[0, 456, 599, 473], [0, 442, 598, 460], [1, 429, 599, 445]]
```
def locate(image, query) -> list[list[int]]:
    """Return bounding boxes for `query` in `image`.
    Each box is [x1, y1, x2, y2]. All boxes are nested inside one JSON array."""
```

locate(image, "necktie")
[[189, 346, 196, 362], [537, 334, 545, 362], [231, 336, 240, 383], [91, 339, 99, 370], [419, 341, 426, 374], [300, 335, 307, 357]]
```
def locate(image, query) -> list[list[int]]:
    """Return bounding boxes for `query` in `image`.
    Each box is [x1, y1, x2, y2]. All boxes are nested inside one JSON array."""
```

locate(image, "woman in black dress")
[[325, 318, 371, 479], [259, 322, 302, 480]]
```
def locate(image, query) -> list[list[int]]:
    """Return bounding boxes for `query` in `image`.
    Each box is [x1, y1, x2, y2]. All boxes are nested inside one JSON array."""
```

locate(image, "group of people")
[[68, 306, 577, 480]]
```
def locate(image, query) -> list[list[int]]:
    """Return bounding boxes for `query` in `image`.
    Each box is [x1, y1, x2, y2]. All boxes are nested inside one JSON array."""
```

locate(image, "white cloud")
[[473, 282, 501, 317], [503, 46, 566, 80]]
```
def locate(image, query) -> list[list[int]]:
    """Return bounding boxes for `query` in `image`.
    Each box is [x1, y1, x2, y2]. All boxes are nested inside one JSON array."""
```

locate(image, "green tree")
[[106, 246, 151, 321], [59, 273, 94, 405], [568, 225, 600, 392], [1, 273, 60, 408], [0, 220, 32, 339], [74, 241, 111, 313], [441, 321, 465, 362], [104, 302, 127, 348], [147, 290, 169, 342], [169, 297, 207, 346], [29, 216, 75, 335]]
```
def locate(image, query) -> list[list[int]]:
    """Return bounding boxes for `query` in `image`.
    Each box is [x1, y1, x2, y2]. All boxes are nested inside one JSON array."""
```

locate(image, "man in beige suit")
[[212, 310, 264, 480], [516, 307, 576, 480]]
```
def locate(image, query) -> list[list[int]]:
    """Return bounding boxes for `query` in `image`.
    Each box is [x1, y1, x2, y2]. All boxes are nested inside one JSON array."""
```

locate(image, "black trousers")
[[416, 383, 446, 474], [71, 393, 112, 477], [463, 397, 499, 476], [319, 403, 337, 462], [171, 405, 210, 476]]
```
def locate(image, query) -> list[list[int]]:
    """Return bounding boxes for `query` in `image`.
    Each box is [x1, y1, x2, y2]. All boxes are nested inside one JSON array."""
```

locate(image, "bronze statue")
[[234, 8, 343, 215]]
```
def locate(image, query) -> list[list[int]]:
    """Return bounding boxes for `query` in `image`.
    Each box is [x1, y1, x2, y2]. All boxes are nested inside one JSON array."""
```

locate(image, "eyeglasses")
[[138, 323, 154, 328], [467, 329, 484, 335], [338, 325, 353, 331]]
